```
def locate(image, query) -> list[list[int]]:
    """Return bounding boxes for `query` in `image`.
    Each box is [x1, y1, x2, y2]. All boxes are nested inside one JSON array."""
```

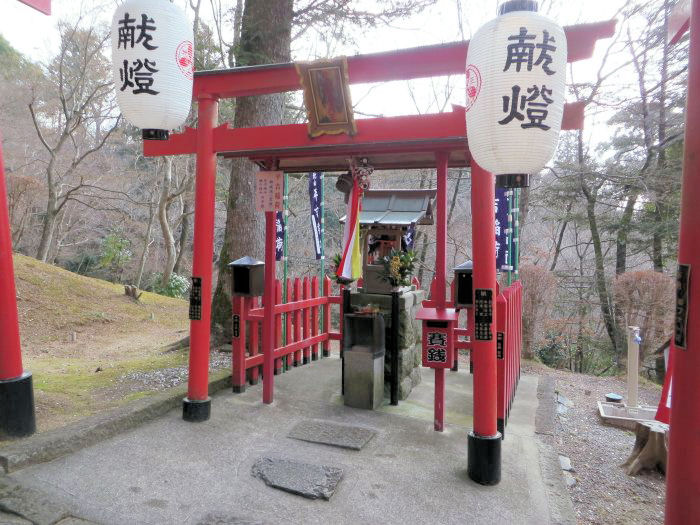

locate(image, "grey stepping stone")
[[0, 477, 70, 525], [288, 419, 376, 450], [558, 455, 573, 472], [251, 457, 343, 500]]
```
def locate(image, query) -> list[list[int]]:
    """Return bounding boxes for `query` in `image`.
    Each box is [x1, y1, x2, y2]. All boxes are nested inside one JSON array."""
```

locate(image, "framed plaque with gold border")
[[295, 57, 357, 138]]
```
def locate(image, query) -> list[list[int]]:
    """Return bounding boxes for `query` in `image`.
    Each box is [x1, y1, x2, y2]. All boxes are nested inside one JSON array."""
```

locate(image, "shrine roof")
[[341, 189, 437, 226]]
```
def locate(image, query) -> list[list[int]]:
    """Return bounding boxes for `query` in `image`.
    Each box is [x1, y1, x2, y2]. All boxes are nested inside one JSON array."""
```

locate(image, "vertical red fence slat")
[[294, 278, 302, 366], [494, 282, 524, 434], [275, 280, 283, 375], [286, 278, 293, 369], [311, 277, 319, 361], [302, 277, 311, 364], [249, 296, 260, 384], [496, 294, 507, 431], [323, 277, 331, 357]]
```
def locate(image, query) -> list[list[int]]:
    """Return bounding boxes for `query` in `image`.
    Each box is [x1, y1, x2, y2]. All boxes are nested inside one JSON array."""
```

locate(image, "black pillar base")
[[0, 372, 36, 438], [232, 384, 246, 394], [182, 397, 211, 422], [303, 356, 309, 365], [322, 350, 330, 358], [312, 354, 318, 361], [467, 431, 502, 485]]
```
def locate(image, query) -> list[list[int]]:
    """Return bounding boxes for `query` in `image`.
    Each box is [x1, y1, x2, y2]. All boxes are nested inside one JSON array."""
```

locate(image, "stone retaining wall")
[[349, 288, 425, 400]]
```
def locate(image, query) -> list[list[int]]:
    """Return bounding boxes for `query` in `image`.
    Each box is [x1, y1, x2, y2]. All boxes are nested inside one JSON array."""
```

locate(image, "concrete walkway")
[[7, 356, 571, 525]]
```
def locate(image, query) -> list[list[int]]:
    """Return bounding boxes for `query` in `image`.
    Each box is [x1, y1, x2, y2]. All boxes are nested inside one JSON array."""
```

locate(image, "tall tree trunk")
[[159, 158, 177, 287], [577, 131, 623, 359], [652, 0, 672, 273], [519, 186, 530, 237], [36, 193, 57, 262], [135, 201, 156, 289], [550, 201, 573, 272], [211, 0, 294, 340], [616, 191, 640, 275], [173, 200, 191, 275]]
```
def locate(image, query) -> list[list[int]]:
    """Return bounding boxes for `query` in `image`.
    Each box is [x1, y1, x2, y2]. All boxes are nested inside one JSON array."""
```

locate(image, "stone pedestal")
[[349, 288, 425, 401], [343, 347, 385, 410]]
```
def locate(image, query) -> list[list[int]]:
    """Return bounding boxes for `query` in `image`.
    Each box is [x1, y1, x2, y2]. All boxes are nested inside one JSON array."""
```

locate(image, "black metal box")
[[454, 260, 474, 307], [228, 256, 265, 297]]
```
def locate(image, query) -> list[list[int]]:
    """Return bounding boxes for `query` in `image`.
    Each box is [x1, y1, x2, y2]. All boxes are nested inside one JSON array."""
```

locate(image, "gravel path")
[[118, 349, 231, 392], [523, 361, 665, 524]]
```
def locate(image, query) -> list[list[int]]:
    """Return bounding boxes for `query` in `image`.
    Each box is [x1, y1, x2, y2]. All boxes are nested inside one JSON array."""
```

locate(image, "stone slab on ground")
[[0, 476, 97, 525], [288, 419, 376, 450], [251, 457, 344, 500]]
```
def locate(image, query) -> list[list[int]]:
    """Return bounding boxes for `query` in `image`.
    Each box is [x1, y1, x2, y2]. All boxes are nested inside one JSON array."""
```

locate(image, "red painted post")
[[262, 211, 277, 404], [667, 1, 700, 521], [0, 136, 36, 437], [0, 148, 23, 382], [338, 284, 345, 356], [275, 280, 283, 375], [323, 277, 331, 357], [311, 277, 319, 360], [468, 161, 501, 485], [434, 151, 448, 432], [232, 295, 247, 392], [286, 278, 293, 368], [302, 277, 311, 364], [293, 278, 302, 366], [183, 95, 218, 422], [450, 280, 458, 371]]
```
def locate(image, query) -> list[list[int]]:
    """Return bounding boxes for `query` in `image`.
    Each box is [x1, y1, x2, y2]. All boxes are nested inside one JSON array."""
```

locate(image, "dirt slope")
[[5, 254, 191, 435]]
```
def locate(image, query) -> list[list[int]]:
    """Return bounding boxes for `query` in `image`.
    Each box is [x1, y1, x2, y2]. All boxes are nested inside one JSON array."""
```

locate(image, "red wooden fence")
[[496, 281, 522, 436], [232, 274, 522, 433], [232, 276, 343, 393]]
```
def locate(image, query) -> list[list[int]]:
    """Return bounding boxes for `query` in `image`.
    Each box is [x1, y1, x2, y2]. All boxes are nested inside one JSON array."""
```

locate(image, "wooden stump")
[[622, 420, 669, 475], [124, 285, 142, 301]]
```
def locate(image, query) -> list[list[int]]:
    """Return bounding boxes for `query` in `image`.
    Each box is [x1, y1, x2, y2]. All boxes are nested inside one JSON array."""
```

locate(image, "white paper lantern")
[[465, 1, 567, 175], [111, 0, 194, 139]]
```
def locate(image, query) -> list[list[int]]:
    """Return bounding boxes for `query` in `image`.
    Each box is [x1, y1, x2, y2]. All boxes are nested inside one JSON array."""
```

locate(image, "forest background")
[[0, 0, 687, 383]]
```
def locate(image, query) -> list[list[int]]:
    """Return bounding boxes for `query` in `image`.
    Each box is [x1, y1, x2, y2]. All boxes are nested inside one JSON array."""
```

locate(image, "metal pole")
[[183, 95, 218, 422], [667, 1, 700, 521], [434, 152, 448, 431], [320, 172, 326, 356], [0, 135, 36, 438], [507, 189, 513, 286], [626, 326, 639, 408], [513, 189, 520, 281], [468, 161, 501, 485], [283, 173, 289, 346], [262, 210, 277, 404]]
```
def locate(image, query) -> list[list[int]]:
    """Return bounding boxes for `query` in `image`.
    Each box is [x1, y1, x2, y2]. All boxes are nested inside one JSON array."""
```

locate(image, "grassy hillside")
[[6, 254, 191, 436]]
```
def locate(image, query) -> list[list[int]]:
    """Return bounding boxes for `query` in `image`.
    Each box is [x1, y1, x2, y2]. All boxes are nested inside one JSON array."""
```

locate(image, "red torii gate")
[[144, 22, 615, 458]]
